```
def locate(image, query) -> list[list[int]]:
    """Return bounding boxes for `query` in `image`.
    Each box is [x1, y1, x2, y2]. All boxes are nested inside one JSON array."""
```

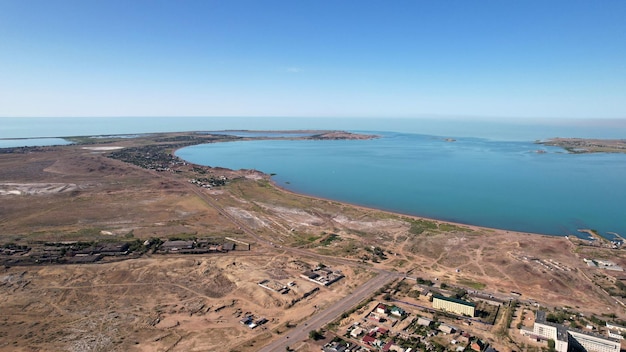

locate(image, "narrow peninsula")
[[539, 137, 626, 153]]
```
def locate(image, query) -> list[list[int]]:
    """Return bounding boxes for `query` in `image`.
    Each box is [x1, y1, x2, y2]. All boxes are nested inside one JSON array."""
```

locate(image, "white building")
[[533, 311, 620, 352], [607, 330, 623, 340], [569, 330, 622, 352], [606, 322, 626, 332], [417, 317, 433, 326], [350, 327, 363, 338], [533, 313, 569, 352]]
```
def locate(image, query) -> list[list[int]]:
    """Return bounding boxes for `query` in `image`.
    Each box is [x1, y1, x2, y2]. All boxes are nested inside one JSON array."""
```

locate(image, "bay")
[[2, 116, 626, 238], [176, 132, 626, 238]]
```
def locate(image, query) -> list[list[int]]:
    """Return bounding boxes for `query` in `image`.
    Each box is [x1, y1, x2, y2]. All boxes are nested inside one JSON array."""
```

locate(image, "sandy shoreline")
[[264, 174, 552, 239], [168, 134, 561, 240]]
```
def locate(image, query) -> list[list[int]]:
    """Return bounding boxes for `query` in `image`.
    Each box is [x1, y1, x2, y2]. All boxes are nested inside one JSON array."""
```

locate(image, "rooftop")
[[433, 294, 476, 307]]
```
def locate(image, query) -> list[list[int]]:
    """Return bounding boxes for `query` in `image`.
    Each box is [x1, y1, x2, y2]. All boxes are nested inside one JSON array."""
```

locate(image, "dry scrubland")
[[229, 177, 622, 311], [1, 255, 370, 352], [1, 133, 625, 352]]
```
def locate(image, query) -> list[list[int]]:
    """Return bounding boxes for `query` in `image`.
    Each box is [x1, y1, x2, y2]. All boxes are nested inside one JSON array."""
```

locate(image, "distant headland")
[[538, 137, 626, 153]]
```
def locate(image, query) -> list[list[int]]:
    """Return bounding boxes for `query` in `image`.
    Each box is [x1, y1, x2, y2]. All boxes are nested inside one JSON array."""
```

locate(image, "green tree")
[[547, 339, 556, 352], [309, 330, 324, 341], [454, 289, 468, 299], [408, 290, 420, 299]]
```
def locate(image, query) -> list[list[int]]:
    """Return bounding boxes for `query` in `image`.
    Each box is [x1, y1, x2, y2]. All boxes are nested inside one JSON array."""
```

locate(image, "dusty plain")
[[1, 131, 625, 352]]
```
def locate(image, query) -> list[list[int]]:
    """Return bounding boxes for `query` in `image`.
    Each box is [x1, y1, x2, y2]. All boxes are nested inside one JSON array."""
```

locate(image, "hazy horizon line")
[[2, 115, 626, 121]]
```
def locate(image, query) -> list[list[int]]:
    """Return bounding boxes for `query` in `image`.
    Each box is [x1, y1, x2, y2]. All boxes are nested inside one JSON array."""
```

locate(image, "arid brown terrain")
[[1, 132, 625, 352], [539, 137, 626, 153]]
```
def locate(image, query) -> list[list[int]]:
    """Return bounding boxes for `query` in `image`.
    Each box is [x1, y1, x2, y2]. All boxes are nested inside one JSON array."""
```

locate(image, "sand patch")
[[256, 203, 324, 227], [332, 215, 408, 232], [225, 207, 269, 229], [82, 146, 124, 151], [0, 182, 78, 195]]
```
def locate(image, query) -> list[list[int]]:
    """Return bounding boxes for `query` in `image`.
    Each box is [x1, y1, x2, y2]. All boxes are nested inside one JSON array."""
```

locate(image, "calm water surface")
[[176, 132, 626, 238], [3, 116, 626, 141], [0, 138, 72, 148], [3, 117, 626, 237]]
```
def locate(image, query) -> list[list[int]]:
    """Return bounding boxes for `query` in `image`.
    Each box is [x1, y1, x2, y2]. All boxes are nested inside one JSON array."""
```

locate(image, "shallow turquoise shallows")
[[176, 132, 626, 238]]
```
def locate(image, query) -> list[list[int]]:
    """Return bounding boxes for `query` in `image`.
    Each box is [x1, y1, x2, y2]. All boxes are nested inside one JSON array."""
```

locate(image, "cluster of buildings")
[[0, 241, 133, 266], [238, 315, 267, 329], [0, 237, 249, 267], [344, 325, 410, 352], [258, 279, 293, 294], [158, 239, 237, 254], [69, 242, 130, 256], [0, 244, 29, 256], [367, 303, 407, 325], [109, 144, 189, 172], [583, 258, 624, 272], [606, 322, 626, 340], [330, 298, 500, 352], [524, 311, 621, 352], [189, 176, 227, 189], [322, 339, 371, 352], [300, 266, 345, 286]]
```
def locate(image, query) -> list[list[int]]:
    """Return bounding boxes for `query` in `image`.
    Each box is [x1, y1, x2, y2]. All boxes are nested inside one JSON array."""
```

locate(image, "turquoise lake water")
[[176, 132, 626, 238], [0, 137, 72, 148], [2, 116, 626, 238]]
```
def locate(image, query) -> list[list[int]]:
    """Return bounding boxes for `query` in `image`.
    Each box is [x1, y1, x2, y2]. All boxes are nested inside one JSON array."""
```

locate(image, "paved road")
[[258, 270, 400, 352]]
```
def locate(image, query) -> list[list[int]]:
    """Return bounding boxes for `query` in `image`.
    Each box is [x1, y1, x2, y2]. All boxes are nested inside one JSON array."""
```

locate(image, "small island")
[[308, 130, 378, 140], [539, 137, 626, 153]]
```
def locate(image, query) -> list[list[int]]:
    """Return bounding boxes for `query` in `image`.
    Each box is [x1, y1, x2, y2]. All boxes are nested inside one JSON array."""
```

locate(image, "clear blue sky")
[[1, 0, 625, 118]]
